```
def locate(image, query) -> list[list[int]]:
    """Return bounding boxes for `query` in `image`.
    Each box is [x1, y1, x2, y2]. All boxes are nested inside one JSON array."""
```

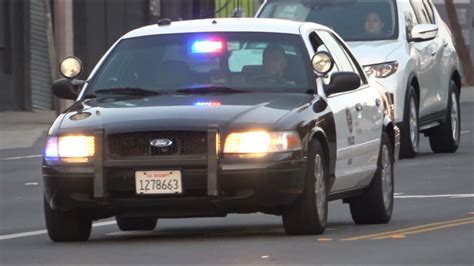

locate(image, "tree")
[[444, 0, 474, 85]]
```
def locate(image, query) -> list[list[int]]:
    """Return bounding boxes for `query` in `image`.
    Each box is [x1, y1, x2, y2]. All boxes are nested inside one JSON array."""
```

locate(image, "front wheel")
[[282, 139, 328, 235], [429, 81, 460, 153], [400, 85, 419, 159], [44, 197, 92, 242], [349, 132, 394, 224]]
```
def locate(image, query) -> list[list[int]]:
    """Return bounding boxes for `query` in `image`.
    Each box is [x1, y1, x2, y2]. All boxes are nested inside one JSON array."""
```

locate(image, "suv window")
[[410, 0, 434, 24], [403, 2, 419, 39], [258, 0, 398, 42]]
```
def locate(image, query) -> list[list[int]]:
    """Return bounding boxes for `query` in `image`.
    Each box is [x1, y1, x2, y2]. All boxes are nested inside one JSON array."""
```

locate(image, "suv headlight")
[[223, 131, 302, 154], [45, 135, 95, 163], [364, 61, 399, 78]]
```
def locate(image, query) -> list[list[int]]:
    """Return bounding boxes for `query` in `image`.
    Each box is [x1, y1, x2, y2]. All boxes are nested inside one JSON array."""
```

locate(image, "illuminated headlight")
[[223, 131, 302, 154], [44, 136, 95, 162], [364, 62, 399, 78]]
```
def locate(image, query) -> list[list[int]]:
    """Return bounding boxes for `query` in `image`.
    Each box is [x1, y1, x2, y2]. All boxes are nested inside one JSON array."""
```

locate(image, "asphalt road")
[[1, 103, 473, 265]]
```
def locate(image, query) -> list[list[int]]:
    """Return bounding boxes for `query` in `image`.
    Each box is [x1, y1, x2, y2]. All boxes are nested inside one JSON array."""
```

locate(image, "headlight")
[[364, 62, 399, 78], [223, 131, 302, 154], [44, 135, 95, 162]]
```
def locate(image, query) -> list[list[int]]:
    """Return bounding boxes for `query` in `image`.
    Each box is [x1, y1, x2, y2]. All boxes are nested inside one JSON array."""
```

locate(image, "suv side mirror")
[[325, 72, 361, 96], [410, 24, 438, 42]]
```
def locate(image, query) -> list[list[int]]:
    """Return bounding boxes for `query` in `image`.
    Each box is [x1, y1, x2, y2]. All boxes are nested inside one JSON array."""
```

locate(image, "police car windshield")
[[259, 0, 398, 42], [87, 32, 313, 95]]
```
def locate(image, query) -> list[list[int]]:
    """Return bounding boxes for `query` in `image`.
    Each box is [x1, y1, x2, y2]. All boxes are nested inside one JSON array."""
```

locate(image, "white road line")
[[0, 221, 116, 241], [461, 130, 470, 134], [24, 182, 39, 186], [395, 194, 474, 199], [0, 154, 42, 161]]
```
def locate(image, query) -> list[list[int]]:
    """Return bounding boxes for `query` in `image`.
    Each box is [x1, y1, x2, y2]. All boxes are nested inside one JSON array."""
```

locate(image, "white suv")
[[257, 0, 462, 158]]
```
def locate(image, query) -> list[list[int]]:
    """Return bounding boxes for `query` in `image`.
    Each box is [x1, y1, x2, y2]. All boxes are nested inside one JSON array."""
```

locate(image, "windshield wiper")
[[175, 86, 247, 94], [94, 88, 165, 96]]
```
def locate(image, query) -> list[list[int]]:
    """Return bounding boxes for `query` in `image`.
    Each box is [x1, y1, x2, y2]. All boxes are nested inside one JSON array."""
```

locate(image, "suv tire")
[[429, 81, 460, 153], [116, 217, 157, 231], [282, 139, 328, 235], [44, 197, 92, 242], [349, 132, 394, 224], [400, 85, 419, 159]]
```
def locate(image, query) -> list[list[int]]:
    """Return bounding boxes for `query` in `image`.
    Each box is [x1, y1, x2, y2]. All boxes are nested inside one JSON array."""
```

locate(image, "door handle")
[[355, 103, 363, 112], [431, 51, 437, 57]]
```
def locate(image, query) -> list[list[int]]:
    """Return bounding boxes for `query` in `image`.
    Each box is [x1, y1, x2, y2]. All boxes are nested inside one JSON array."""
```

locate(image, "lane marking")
[[0, 155, 42, 161], [24, 182, 39, 186], [342, 217, 474, 241], [0, 221, 116, 241], [461, 130, 470, 134], [372, 220, 474, 240], [395, 194, 474, 199]]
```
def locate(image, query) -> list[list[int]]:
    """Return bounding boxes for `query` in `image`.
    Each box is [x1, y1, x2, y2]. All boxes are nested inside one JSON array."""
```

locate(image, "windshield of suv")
[[259, 0, 398, 42], [86, 32, 313, 96]]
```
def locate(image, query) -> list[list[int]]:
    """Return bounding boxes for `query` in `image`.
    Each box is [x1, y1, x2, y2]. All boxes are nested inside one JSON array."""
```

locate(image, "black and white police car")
[[44, 18, 400, 242]]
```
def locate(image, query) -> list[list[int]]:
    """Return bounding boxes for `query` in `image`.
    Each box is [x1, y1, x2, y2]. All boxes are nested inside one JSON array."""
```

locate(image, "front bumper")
[[43, 150, 306, 217]]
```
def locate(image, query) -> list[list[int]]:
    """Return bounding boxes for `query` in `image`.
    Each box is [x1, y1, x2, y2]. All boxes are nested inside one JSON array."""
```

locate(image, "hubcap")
[[381, 145, 393, 210], [451, 92, 459, 143], [409, 97, 419, 152], [314, 154, 326, 221]]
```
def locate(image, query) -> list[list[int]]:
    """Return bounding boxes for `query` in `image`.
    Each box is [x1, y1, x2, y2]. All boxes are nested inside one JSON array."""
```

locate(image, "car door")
[[316, 30, 382, 191], [409, 0, 444, 118], [308, 30, 381, 192]]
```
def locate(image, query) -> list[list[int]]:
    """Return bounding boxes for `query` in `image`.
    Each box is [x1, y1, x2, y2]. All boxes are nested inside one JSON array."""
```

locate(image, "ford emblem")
[[150, 139, 173, 148]]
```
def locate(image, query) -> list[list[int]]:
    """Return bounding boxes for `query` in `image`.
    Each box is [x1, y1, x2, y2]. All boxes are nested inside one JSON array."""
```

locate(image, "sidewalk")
[[0, 110, 56, 151], [0, 86, 473, 152]]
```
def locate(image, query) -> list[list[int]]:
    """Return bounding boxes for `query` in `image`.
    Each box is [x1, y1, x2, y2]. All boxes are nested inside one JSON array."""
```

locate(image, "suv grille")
[[107, 131, 207, 157]]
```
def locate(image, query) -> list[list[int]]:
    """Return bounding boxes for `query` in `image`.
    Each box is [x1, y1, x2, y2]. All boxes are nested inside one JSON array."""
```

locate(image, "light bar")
[[194, 101, 221, 106], [191, 40, 224, 54]]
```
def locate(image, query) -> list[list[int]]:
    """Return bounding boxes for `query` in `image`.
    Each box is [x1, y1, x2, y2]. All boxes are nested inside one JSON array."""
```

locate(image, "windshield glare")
[[259, 0, 398, 42], [87, 33, 313, 95]]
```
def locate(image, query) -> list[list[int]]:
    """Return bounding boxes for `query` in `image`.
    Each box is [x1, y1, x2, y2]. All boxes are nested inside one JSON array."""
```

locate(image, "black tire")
[[429, 81, 460, 153], [116, 216, 157, 231], [44, 197, 92, 242], [282, 139, 328, 235], [400, 84, 419, 159], [349, 132, 394, 224]]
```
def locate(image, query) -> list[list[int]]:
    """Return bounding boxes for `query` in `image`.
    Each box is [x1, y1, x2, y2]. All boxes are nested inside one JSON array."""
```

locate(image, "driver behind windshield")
[[365, 11, 386, 36], [260, 44, 288, 81]]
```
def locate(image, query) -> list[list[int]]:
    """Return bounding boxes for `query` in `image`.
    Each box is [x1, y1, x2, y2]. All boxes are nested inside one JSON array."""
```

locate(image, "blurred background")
[[0, 0, 472, 112]]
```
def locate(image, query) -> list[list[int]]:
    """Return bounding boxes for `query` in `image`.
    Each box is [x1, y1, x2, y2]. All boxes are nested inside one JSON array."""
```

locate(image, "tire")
[[429, 81, 460, 153], [282, 139, 328, 235], [44, 197, 92, 242], [349, 132, 394, 224], [116, 216, 157, 231], [400, 85, 419, 159]]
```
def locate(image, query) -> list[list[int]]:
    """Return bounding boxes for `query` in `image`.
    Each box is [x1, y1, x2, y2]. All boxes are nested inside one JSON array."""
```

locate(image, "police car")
[[44, 18, 400, 242]]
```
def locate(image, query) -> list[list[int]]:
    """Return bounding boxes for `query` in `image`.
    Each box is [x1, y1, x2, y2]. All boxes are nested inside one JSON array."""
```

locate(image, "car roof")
[[122, 18, 329, 40]]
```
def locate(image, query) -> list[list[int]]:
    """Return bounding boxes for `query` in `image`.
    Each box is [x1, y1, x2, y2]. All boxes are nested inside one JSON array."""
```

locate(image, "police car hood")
[[348, 40, 402, 66], [58, 93, 315, 133]]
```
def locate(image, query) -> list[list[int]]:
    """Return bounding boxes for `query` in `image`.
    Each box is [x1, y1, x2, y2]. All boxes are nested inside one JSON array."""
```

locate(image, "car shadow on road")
[[86, 221, 355, 243]]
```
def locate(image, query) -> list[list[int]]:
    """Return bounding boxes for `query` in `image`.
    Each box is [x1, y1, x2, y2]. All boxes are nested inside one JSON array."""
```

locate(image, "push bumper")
[[43, 134, 306, 217]]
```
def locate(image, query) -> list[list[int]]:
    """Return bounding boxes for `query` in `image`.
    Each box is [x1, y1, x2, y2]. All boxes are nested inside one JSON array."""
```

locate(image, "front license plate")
[[135, 170, 182, 195]]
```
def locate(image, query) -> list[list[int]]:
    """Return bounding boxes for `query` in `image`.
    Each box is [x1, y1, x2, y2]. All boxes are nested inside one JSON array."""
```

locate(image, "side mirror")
[[325, 72, 361, 96], [410, 24, 438, 42], [52, 79, 79, 100], [311, 51, 335, 75]]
